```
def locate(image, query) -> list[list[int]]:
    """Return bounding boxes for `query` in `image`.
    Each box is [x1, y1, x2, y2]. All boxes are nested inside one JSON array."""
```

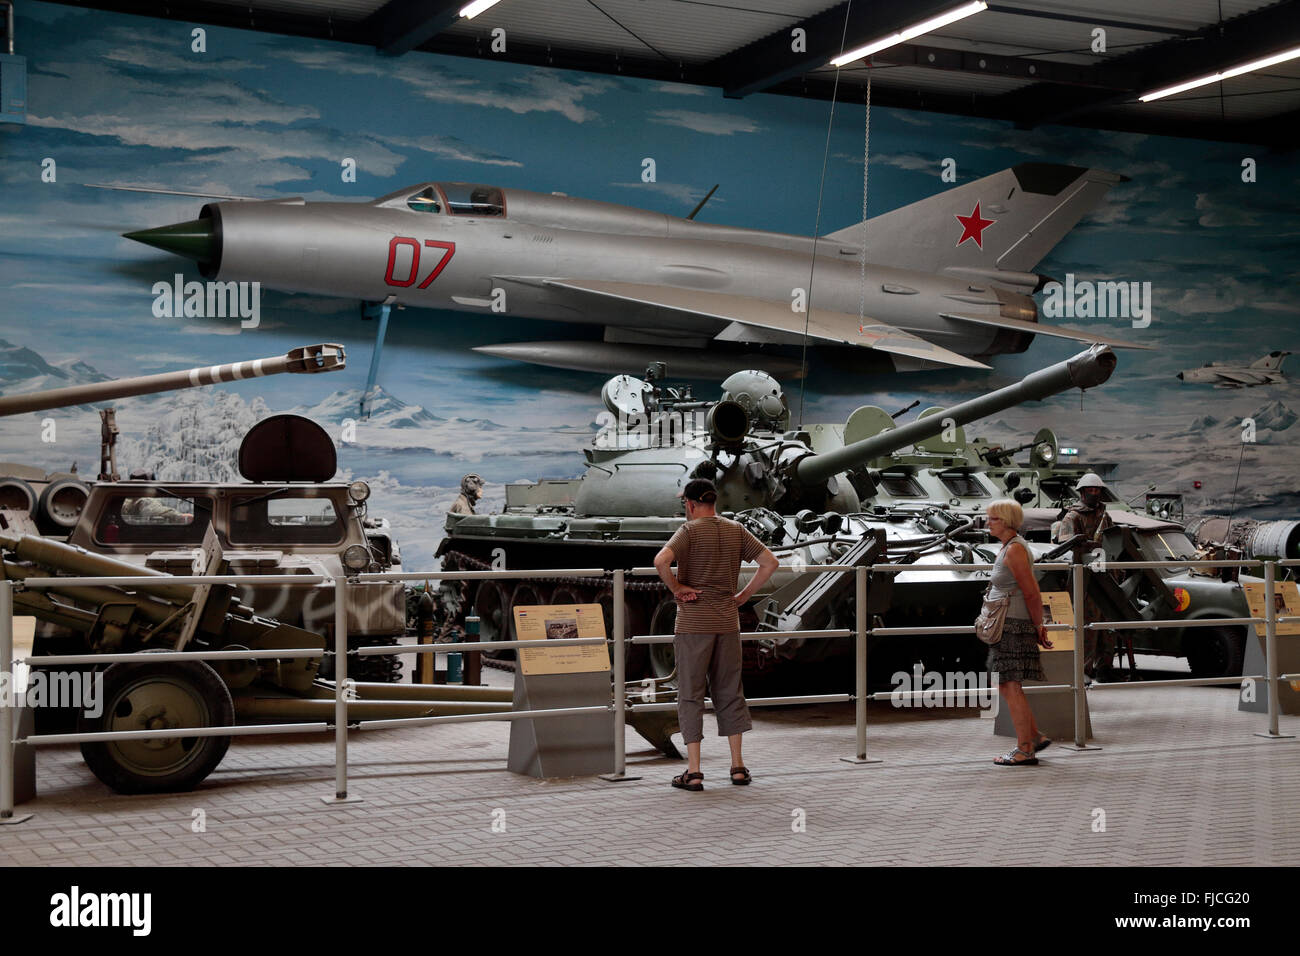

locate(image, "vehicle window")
[[938, 472, 989, 497], [406, 186, 443, 214], [1146, 531, 1197, 561], [95, 493, 213, 546], [437, 182, 505, 217], [879, 473, 925, 497], [229, 494, 344, 545]]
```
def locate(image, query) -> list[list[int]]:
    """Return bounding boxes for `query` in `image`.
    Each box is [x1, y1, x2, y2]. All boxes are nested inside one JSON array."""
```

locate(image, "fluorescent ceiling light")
[[1140, 44, 1300, 101], [830, 1, 987, 67], [460, 0, 501, 18]]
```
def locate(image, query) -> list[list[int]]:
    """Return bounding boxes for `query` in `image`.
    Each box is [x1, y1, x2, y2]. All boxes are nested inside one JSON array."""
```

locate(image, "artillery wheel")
[[594, 588, 650, 680], [79, 659, 234, 794], [1185, 627, 1246, 679], [648, 597, 678, 681], [471, 580, 511, 659]]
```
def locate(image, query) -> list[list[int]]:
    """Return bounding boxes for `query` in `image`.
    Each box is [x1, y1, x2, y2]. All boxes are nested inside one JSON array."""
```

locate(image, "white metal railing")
[[1, 553, 1297, 817]]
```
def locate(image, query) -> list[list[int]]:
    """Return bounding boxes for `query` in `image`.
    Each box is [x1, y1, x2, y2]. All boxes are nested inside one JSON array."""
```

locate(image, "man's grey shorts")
[[674, 631, 752, 745]]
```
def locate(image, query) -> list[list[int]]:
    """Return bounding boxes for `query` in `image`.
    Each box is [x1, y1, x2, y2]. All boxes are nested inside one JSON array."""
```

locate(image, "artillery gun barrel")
[[0, 530, 197, 605], [0, 343, 345, 416], [795, 344, 1116, 486]]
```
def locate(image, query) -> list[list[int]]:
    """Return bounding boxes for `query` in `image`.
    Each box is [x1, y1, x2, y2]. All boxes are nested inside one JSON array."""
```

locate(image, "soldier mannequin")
[[450, 474, 484, 515], [1054, 473, 1116, 680]]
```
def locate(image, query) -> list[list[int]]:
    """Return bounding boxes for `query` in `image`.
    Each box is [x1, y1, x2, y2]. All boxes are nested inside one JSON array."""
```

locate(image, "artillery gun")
[[0, 344, 346, 536], [437, 345, 1117, 681]]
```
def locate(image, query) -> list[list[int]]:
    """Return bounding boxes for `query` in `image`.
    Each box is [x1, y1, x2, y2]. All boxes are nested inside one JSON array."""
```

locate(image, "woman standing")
[[984, 499, 1053, 766]]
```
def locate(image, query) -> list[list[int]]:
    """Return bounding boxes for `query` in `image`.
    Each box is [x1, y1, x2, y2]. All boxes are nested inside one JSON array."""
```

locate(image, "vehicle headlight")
[[348, 480, 371, 504], [343, 544, 371, 572], [1035, 442, 1054, 463]]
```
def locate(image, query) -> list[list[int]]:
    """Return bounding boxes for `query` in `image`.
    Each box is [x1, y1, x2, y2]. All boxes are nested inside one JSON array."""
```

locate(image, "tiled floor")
[[4, 674, 1297, 866]]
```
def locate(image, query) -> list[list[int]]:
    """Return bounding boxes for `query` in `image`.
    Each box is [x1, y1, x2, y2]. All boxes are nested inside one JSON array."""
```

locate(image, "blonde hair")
[[987, 499, 1024, 530]]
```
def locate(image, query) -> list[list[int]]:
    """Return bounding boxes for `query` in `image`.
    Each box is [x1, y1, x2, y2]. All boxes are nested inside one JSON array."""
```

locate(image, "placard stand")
[[507, 604, 615, 779]]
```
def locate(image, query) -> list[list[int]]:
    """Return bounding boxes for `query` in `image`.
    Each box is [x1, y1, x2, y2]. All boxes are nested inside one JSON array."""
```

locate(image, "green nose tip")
[[123, 219, 216, 266]]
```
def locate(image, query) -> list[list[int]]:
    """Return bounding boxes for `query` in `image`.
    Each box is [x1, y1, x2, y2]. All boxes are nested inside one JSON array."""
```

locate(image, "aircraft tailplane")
[[823, 163, 1126, 275], [1250, 350, 1290, 370]]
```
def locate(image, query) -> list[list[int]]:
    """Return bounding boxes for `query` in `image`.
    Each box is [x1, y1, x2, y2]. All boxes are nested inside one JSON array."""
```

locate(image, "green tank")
[[437, 345, 1118, 681]]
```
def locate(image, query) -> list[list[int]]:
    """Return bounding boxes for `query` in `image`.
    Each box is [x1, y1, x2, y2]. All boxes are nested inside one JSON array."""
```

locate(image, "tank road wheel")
[[648, 597, 678, 681], [502, 582, 551, 662], [471, 580, 511, 660], [595, 588, 650, 680], [549, 586, 586, 608], [79, 659, 234, 795], [1185, 627, 1246, 679]]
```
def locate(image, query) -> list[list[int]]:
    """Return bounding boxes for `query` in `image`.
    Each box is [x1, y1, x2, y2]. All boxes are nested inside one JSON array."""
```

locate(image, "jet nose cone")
[[123, 218, 217, 268]]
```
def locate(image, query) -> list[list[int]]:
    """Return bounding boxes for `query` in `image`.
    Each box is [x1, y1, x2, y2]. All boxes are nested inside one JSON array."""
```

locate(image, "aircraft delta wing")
[[122, 163, 1148, 388]]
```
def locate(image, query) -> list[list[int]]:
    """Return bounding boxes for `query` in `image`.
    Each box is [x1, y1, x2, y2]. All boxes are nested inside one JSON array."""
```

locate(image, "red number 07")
[[384, 236, 456, 288]]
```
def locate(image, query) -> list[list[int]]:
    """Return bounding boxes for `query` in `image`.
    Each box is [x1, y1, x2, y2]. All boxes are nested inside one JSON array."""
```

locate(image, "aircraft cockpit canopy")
[[406, 183, 506, 217]]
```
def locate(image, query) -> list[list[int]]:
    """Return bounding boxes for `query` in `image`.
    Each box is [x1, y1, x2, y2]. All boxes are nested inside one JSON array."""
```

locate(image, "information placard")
[[1039, 591, 1075, 652], [1241, 580, 1300, 637], [512, 604, 610, 675]]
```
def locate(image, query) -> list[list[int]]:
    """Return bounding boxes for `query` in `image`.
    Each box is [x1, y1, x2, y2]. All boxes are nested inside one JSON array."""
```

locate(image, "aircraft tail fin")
[[1250, 350, 1291, 370], [823, 163, 1126, 275]]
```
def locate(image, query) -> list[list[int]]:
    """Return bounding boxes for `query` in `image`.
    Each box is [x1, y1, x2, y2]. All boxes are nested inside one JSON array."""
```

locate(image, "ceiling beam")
[[870, 42, 1139, 90], [998, 0, 1300, 127], [706, 0, 965, 99], [362, 0, 464, 57]]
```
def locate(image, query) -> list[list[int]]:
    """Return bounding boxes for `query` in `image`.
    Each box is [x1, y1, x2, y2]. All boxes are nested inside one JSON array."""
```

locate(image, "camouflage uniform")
[[1056, 503, 1116, 676]]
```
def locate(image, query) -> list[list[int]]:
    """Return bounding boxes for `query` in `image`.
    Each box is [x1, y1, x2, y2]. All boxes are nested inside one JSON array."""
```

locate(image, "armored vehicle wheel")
[[472, 580, 511, 659], [1184, 627, 1245, 679], [79, 658, 234, 794], [648, 597, 678, 681], [501, 582, 550, 661], [549, 586, 585, 607]]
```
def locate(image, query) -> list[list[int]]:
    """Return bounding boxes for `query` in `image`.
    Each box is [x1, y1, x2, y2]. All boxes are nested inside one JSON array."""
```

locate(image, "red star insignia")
[[955, 201, 995, 248]]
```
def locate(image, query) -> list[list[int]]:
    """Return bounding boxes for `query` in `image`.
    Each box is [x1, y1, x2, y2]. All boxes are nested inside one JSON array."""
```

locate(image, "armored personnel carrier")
[[437, 345, 1118, 680]]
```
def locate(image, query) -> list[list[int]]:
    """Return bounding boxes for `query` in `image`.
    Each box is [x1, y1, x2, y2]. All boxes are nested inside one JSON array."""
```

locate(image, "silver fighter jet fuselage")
[[124, 164, 1145, 375]]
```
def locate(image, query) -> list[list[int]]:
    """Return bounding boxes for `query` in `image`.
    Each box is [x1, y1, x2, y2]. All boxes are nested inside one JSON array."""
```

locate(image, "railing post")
[[1255, 561, 1294, 740], [841, 565, 880, 765], [1067, 561, 1098, 750], [322, 575, 362, 804], [0, 580, 29, 824], [600, 570, 638, 782]]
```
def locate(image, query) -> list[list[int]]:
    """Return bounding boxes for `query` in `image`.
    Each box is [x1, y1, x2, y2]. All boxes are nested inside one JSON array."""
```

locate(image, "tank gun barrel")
[[0, 343, 345, 416], [795, 344, 1116, 486]]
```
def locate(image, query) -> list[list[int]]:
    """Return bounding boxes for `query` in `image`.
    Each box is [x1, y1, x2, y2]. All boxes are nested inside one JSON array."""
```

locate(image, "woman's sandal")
[[671, 771, 704, 791], [730, 766, 752, 786], [1034, 735, 1052, 752], [993, 748, 1039, 766]]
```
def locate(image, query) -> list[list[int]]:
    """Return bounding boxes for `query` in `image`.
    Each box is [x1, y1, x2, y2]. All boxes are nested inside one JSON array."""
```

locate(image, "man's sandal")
[[730, 766, 752, 786], [671, 771, 704, 791], [993, 748, 1039, 766]]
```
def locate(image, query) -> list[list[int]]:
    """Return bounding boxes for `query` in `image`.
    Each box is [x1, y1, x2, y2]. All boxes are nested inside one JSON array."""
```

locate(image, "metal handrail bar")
[[355, 636, 604, 655], [629, 628, 851, 645], [19, 574, 324, 588], [357, 568, 607, 582]]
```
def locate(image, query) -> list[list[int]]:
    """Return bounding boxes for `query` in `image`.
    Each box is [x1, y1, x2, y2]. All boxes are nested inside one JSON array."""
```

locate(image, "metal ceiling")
[[37, 0, 1300, 147]]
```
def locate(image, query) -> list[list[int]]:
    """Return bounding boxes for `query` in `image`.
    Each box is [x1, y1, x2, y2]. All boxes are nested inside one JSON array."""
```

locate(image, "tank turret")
[[573, 344, 1115, 517]]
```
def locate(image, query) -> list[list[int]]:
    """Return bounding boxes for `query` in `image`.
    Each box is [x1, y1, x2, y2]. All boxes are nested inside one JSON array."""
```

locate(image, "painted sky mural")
[[1, 1, 1298, 561]]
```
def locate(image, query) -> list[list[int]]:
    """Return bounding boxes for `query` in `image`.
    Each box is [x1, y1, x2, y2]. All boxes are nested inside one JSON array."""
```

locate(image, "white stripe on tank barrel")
[[207, 365, 223, 383], [253, 359, 266, 377], [189, 369, 202, 386], [231, 362, 247, 380]]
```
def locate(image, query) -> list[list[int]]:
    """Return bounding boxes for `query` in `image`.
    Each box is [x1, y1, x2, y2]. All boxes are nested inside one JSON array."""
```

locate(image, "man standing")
[[1054, 473, 1116, 679], [653, 478, 779, 791], [449, 474, 484, 515]]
